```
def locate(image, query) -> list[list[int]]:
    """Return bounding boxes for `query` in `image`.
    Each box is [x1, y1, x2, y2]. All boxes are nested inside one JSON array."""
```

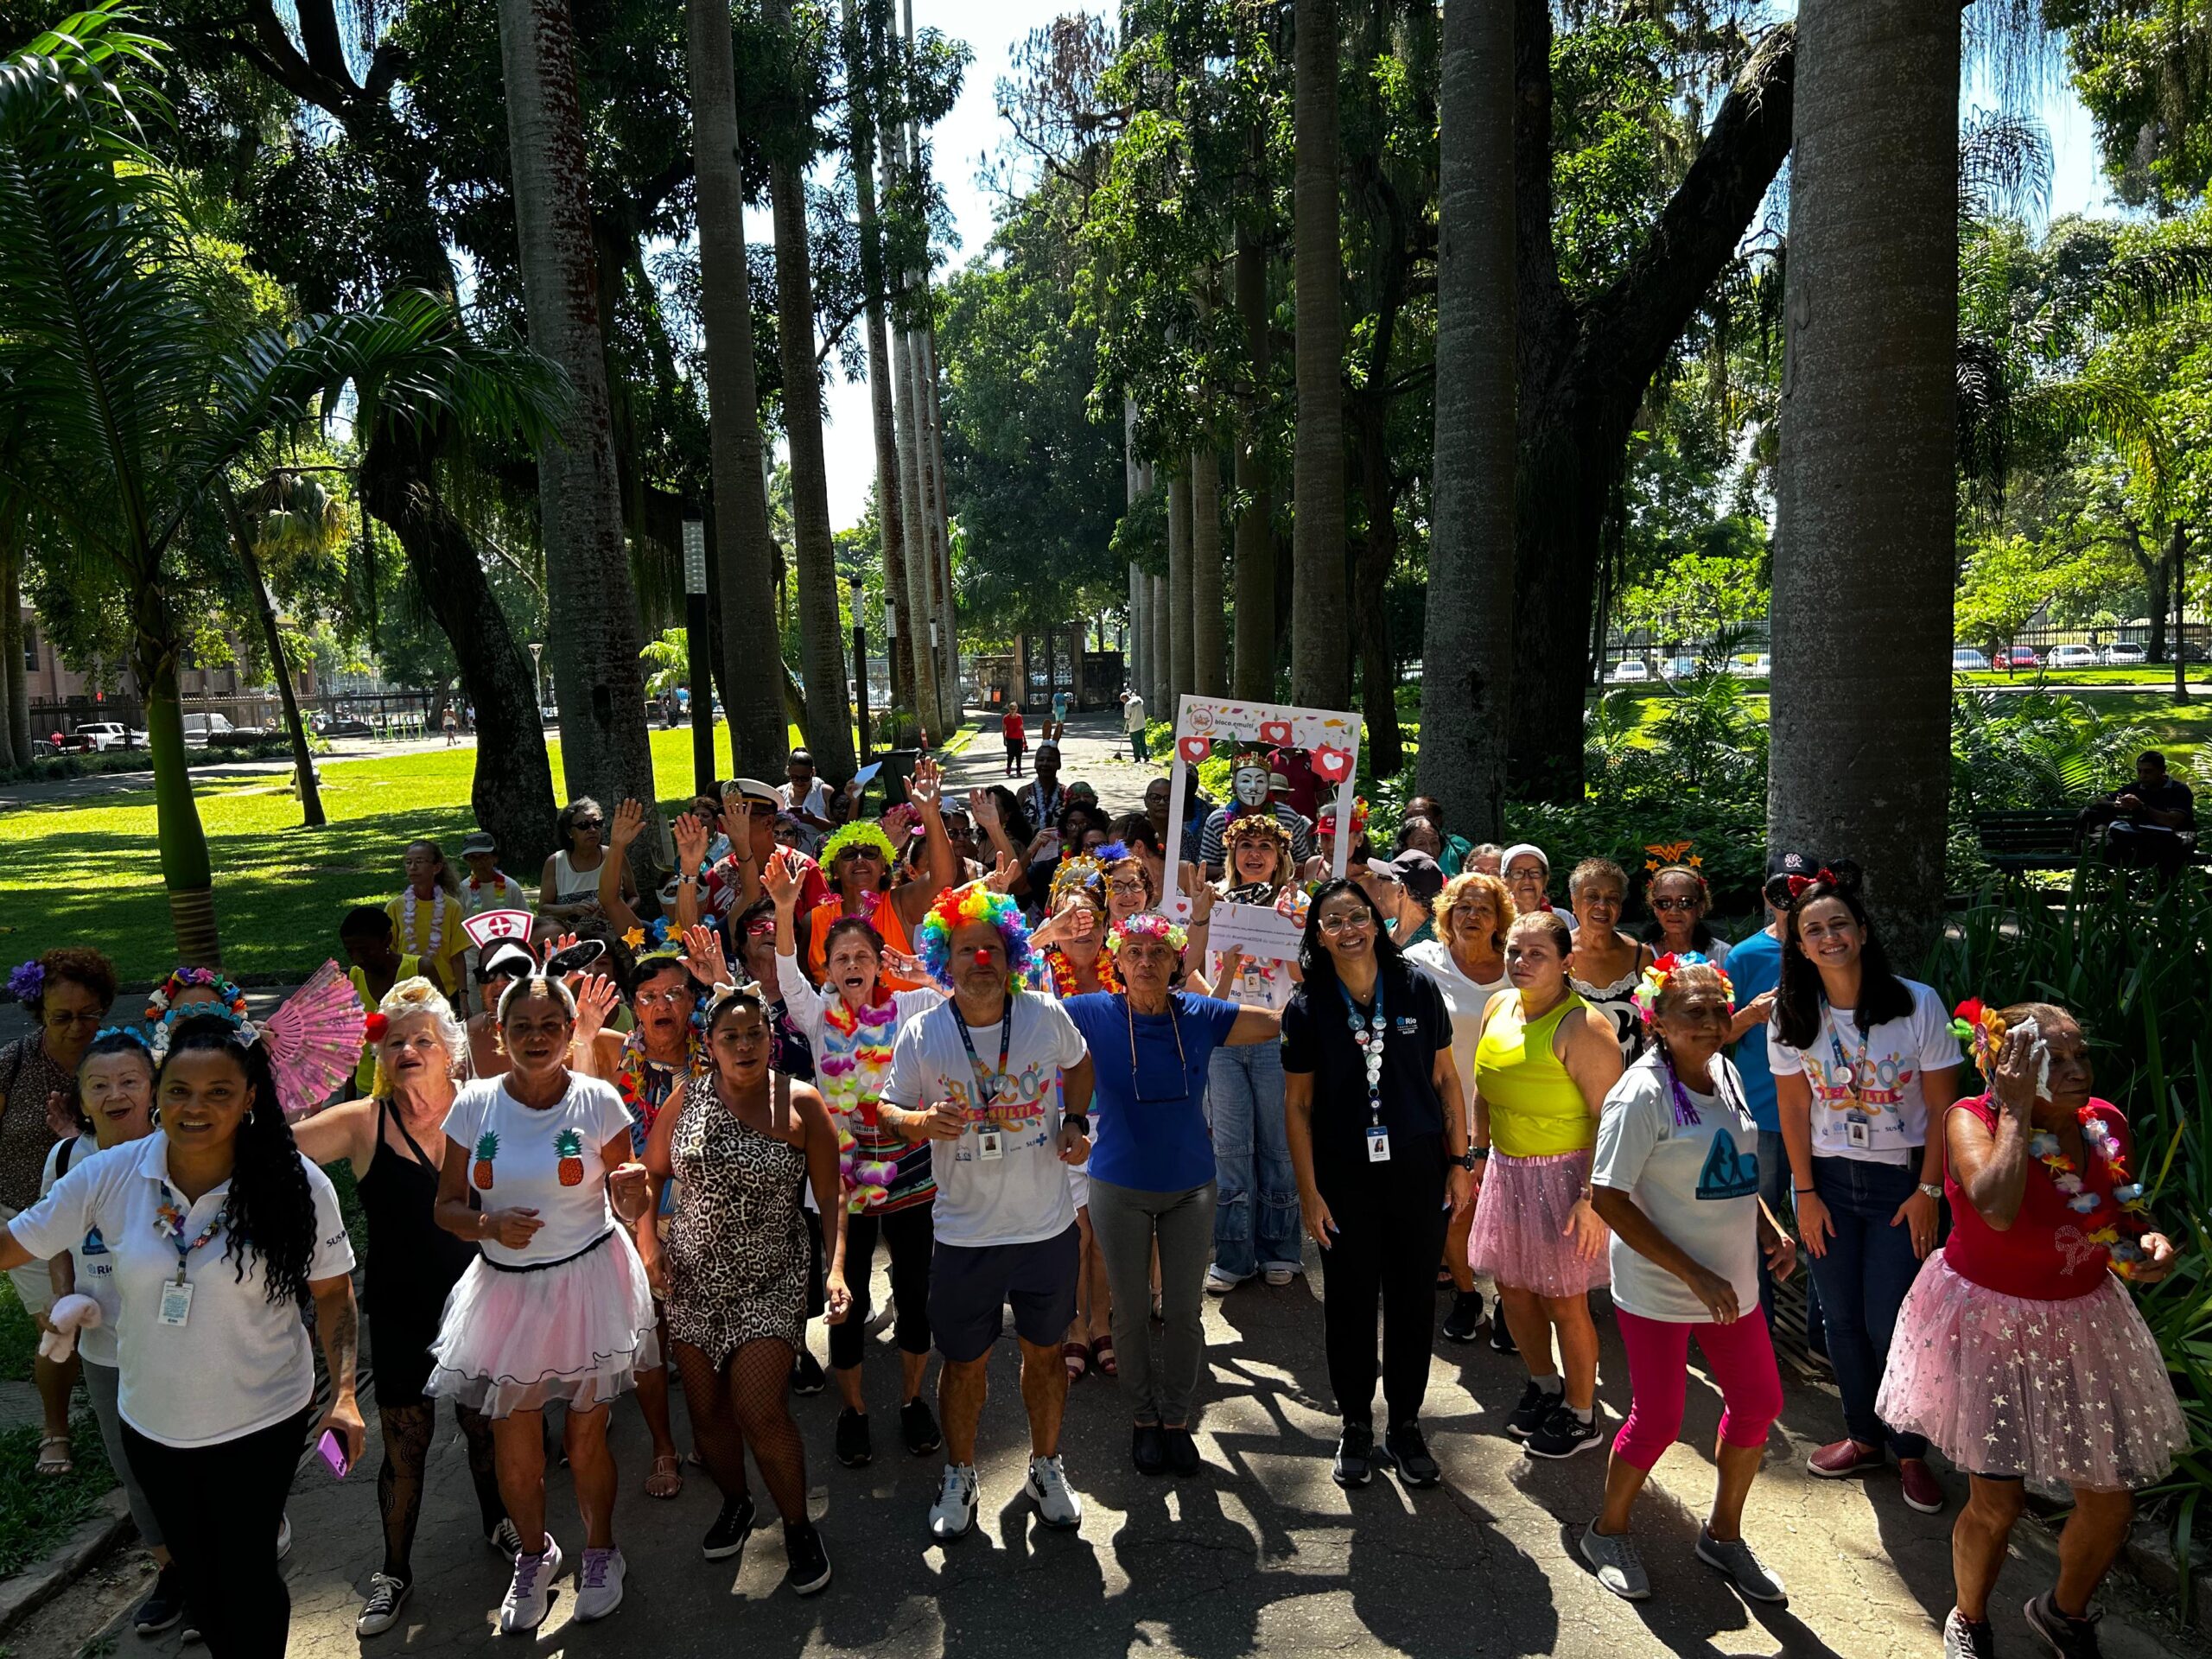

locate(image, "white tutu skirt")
[[424, 1230, 660, 1419], [1877, 1253, 2186, 1495]]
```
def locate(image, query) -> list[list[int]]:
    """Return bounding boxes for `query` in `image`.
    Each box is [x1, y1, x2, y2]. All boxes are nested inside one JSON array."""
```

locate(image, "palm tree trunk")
[[494, 0, 657, 833], [1150, 571, 1172, 716], [1770, 0, 1959, 951], [892, 320, 941, 740], [922, 327, 961, 724], [1232, 213, 1276, 702], [1417, 0, 1515, 838], [908, 314, 953, 734], [1191, 449, 1226, 696], [0, 531, 23, 769], [1168, 465, 1196, 709], [132, 610, 219, 965], [687, 0, 791, 779], [224, 497, 326, 828], [1351, 397, 1403, 774], [1291, 0, 1349, 710]]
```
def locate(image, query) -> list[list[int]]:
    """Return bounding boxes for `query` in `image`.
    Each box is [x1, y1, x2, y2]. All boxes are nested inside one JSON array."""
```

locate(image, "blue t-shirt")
[[1726, 925, 1783, 1131], [1062, 991, 1241, 1192]]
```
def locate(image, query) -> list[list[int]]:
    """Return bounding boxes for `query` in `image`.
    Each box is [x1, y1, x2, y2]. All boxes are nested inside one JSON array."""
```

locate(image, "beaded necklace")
[[819, 995, 902, 1211], [401, 887, 446, 961], [2030, 1108, 2154, 1276]]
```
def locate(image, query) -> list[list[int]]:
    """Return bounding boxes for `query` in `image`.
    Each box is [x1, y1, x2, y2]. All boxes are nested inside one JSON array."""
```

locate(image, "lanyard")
[[1338, 977, 1387, 1128], [1821, 1001, 1872, 1112], [154, 1183, 223, 1286], [951, 999, 1015, 1113], [1122, 995, 1188, 1102]]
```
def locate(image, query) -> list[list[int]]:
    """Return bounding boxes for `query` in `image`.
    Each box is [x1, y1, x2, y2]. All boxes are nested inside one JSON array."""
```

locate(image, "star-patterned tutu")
[[1876, 1251, 2185, 1495]]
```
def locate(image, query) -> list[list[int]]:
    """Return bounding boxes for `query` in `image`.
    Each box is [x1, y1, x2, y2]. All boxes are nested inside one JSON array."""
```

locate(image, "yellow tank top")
[[1474, 989, 1595, 1157]]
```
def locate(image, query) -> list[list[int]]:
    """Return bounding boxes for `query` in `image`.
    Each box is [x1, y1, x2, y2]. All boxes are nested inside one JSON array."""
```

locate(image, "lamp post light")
[[681, 520, 715, 796], [849, 573, 871, 766]]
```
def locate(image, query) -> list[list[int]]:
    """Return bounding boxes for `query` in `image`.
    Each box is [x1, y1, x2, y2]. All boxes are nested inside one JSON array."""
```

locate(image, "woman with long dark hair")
[[1770, 868, 1961, 1516], [3, 1013, 363, 1659], [1284, 880, 1473, 1491]]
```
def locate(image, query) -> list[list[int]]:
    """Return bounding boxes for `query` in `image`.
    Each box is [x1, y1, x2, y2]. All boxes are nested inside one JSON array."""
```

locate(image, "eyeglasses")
[[1318, 912, 1374, 936], [44, 1008, 105, 1028], [572, 817, 604, 832], [635, 989, 691, 1008], [1106, 878, 1147, 898], [1650, 896, 1700, 912]]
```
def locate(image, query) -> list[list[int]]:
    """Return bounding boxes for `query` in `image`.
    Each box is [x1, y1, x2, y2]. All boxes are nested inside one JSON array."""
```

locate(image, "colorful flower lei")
[[7, 960, 44, 1002], [2031, 1108, 2156, 1276], [145, 966, 248, 1022], [818, 997, 901, 1212], [916, 884, 1034, 989], [614, 1017, 709, 1128], [1108, 912, 1188, 954], [1041, 944, 1121, 997]]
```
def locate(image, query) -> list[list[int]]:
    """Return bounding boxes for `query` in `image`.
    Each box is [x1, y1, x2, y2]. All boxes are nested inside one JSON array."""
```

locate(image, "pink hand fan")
[[262, 959, 368, 1117]]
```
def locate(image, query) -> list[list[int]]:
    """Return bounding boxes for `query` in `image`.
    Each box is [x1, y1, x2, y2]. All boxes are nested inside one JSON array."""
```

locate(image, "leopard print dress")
[[663, 1073, 810, 1365]]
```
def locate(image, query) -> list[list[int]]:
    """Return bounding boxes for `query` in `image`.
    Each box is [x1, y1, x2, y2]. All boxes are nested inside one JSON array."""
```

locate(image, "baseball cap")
[[1386, 848, 1445, 901], [461, 830, 498, 857]]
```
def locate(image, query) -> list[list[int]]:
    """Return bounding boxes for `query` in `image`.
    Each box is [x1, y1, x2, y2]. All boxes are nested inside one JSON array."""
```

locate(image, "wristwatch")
[[1063, 1113, 1090, 1136], [1916, 1181, 1943, 1200], [1457, 1147, 1488, 1172]]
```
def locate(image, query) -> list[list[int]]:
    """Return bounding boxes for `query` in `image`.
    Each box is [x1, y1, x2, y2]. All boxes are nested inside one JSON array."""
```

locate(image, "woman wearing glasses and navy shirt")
[[1770, 867, 1961, 1517], [1283, 880, 1474, 1493]]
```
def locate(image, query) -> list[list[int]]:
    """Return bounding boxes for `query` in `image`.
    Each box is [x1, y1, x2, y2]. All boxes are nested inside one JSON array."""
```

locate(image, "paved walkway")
[[12, 1265, 2201, 1659], [942, 710, 1157, 817]]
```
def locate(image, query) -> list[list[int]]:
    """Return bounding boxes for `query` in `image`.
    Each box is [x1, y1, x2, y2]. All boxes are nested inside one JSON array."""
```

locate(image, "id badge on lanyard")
[[955, 1001, 1014, 1164], [1366, 1125, 1391, 1163], [158, 1279, 194, 1326]]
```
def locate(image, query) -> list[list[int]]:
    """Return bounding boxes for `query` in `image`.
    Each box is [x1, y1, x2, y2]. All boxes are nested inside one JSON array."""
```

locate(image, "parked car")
[[2100, 642, 2148, 666], [1725, 654, 1771, 677], [73, 721, 145, 751], [2046, 644, 2101, 669], [1605, 658, 1650, 683], [1993, 645, 2041, 670], [1951, 647, 1991, 671], [180, 712, 235, 746], [313, 715, 374, 738], [1658, 654, 1703, 679]]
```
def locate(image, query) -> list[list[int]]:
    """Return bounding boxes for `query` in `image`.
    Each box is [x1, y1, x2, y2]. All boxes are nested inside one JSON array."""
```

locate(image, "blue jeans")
[[1758, 1129, 1823, 1347], [1802, 1154, 1928, 1459], [1208, 1041, 1300, 1279]]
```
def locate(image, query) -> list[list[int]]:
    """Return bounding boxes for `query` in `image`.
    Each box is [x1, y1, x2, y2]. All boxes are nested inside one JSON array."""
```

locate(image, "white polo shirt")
[[10, 1133, 354, 1447]]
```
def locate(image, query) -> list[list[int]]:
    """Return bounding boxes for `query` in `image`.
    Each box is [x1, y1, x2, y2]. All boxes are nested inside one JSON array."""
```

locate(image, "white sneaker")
[[1204, 1268, 1241, 1295], [572, 1548, 625, 1623], [497, 1535, 563, 1636], [1026, 1453, 1082, 1529], [276, 1512, 292, 1560], [355, 1573, 410, 1637], [929, 1464, 978, 1541], [1263, 1268, 1297, 1287]]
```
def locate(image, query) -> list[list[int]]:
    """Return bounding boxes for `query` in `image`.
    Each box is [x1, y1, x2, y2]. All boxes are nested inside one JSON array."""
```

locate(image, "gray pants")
[[1085, 1178, 1217, 1426], [83, 1358, 165, 1551]]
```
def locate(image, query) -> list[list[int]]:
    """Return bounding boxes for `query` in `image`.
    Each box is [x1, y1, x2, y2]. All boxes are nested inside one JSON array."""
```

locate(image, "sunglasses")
[[1650, 896, 1700, 912]]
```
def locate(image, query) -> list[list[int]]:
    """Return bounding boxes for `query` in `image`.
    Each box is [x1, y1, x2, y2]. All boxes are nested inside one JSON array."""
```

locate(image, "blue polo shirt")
[[1726, 925, 1784, 1131], [1061, 991, 1241, 1192]]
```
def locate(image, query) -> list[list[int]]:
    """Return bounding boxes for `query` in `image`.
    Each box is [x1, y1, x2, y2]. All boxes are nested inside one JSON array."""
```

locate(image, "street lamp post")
[[682, 520, 716, 795], [528, 642, 544, 718], [849, 573, 871, 766]]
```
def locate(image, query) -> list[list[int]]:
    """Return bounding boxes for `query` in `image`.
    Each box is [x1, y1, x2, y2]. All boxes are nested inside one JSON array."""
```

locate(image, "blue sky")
[[816, 3, 2122, 530]]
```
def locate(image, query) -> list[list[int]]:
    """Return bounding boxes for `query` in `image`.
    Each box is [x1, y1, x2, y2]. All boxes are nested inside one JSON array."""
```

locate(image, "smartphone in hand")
[[317, 1428, 352, 1480]]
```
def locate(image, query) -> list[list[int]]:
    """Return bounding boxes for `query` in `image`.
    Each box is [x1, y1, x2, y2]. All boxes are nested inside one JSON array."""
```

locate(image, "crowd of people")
[[0, 734, 2190, 1659]]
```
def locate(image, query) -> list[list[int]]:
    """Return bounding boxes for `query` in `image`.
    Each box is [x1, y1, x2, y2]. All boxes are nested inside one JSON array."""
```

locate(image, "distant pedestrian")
[[1050, 690, 1071, 741], [1002, 702, 1027, 777], [1122, 690, 1148, 761], [442, 709, 458, 747]]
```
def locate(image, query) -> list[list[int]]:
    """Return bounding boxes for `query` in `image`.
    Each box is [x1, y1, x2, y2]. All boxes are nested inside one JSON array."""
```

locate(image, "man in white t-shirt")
[[880, 895, 1094, 1542], [1121, 689, 1147, 761]]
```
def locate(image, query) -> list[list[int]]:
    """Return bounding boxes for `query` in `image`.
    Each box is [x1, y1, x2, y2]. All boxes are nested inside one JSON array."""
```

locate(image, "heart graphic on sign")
[[1258, 720, 1293, 745], [1177, 734, 1211, 765], [1312, 745, 1352, 783]]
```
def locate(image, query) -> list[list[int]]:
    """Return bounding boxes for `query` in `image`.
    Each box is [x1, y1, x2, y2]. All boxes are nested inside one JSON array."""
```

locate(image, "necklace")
[[1043, 944, 1119, 998], [819, 996, 901, 1211], [616, 1020, 707, 1136], [402, 887, 445, 960], [2029, 1107, 2154, 1275], [1338, 977, 1387, 1128], [467, 871, 511, 898]]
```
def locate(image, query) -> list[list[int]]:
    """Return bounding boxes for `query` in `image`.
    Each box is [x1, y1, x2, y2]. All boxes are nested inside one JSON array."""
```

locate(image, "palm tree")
[[0, 18, 564, 963], [1191, 449, 1226, 695], [1291, 0, 1348, 709], [1417, 0, 1516, 840], [1232, 203, 1276, 702], [1770, 0, 1962, 951], [493, 0, 658, 825], [686, 0, 792, 777], [1167, 464, 1196, 707]]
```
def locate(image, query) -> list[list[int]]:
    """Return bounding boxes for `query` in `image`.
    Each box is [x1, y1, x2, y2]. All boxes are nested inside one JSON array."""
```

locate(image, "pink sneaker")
[[1806, 1439, 1885, 1479], [1898, 1458, 1946, 1515]]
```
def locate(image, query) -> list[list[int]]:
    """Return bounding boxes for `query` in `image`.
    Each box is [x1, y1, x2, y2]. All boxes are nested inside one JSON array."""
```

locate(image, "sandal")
[[643, 1452, 683, 1499], [1090, 1335, 1118, 1377], [1061, 1339, 1090, 1382], [36, 1433, 72, 1477]]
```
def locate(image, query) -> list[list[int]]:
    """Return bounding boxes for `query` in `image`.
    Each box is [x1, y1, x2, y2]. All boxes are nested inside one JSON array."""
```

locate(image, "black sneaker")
[[1504, 1379, 1556, 1440], [1332, 1421, 1376, 1489], [1441, 1289, 1485, 1344], [1525, 1403, 1604, 1460], [792, 1349, 827, 1395], [2024, 1591, 2103, 1659], [782, 1522, 832, 1597], [1489, 1316, 1519, 1356], [1131, 1423, 1166, 1477], [133, 1566, 188, 1635], [899, 1395, 942, 1456], [702, 1492, 756, 1561], [1384, 1422, 1441, 1488], [1162, 1427, 1202, 1478], [835, 1408, 873, 1468]]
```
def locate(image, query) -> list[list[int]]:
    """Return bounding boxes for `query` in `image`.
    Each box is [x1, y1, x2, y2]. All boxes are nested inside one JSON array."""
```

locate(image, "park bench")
[[1973, 809, 2208, 873]]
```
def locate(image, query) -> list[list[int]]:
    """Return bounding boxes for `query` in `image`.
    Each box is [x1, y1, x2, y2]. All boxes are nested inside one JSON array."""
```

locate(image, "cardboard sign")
[[1206, 899, 1306, 963]]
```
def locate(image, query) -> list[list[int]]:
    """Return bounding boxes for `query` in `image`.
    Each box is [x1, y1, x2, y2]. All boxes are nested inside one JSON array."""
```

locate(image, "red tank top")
[[1941, 1094, 2132, 1300]]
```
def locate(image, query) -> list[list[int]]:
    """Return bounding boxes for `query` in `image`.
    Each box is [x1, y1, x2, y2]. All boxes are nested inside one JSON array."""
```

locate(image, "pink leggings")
[[1612, 1306, 1784, 1472]]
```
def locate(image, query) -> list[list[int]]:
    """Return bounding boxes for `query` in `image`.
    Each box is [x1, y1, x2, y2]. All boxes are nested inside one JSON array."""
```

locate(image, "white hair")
[[376, 976, 467, 1070]]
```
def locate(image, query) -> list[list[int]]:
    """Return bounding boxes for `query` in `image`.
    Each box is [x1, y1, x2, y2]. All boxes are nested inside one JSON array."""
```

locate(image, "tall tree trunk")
[[892, 321, 941, 740], [363, 432, 561, 865], [494, 0, 656, 838], [688, 0, 791, 779], [131, 597, 219, 965], [1129, 563, 1149, 707], [1350, 393, 1403, 774], [1232, 214, 1276, 702], [1291, 0, 1349, 710], [1418, 0, 1516, 838], [909, 315, 954, 734], [0, 532, 23, 769], [1191, 449, 1226, 696], [923, 328, 961, 722], [1150, 571, 1172, 716], [1770, 0, 1958, 953], [223, 490, 326, 829], [1168, 466, 1196, 709]]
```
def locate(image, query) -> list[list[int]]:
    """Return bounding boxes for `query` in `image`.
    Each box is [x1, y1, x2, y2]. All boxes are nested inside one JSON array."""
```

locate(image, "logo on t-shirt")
[[1695, 1133, 1759, 1201], [80, 1224, 106, 1255]]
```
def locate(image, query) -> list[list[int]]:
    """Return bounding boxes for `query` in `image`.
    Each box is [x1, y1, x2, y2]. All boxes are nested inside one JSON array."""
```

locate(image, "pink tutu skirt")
[[425, 1230, 660, 1419], [1468, 1150, 1610, 1297], [1877, 1252, 2185, 1495]]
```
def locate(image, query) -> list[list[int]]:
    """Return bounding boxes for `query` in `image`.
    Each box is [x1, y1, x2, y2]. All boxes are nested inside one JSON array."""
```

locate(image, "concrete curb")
[[0, 1488, 132, 1637]]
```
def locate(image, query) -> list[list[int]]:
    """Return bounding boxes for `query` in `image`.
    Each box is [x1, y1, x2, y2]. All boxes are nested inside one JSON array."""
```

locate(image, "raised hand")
[[570, 973, 619, 1053], [720, 798, 758, 861], [764, 847, 804, 912], [968, 787, 1001, 830], [984, 849, 1019, 893], [671, 810, 708, 876], [682, 923, 729, 987], [607, 798, 645, 852], [906, 755, 944, 812]]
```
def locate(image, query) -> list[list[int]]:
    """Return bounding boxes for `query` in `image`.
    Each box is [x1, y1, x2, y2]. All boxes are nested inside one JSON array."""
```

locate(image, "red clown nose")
[[972, 948, 995, 967]]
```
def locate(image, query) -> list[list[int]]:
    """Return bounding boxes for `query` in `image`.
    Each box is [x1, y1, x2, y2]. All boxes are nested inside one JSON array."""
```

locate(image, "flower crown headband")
[[1222, 814, 1292, 851], [1631, 951, 1734, 1027], [1948, 998, 2012, 1068], [1109, 912, 1188, 954], [146, 966, 247, 1020], [149, 1002, 260, 1062]]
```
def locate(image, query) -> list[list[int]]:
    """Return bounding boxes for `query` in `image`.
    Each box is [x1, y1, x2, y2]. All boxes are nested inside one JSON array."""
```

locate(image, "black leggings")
[[1316, 1143, 1448, 1430], [673, 1338, 810, 1522], [829, 1204, 933, 1373], [124, 1404, 315, 1659], [376, 1399, 504, 1580]]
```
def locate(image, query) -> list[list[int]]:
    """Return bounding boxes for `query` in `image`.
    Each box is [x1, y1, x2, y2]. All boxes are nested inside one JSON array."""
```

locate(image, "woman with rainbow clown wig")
[[800, 757, 958, 994], [764, 847, 947, 1470], [879, 883, 1096, 1542]]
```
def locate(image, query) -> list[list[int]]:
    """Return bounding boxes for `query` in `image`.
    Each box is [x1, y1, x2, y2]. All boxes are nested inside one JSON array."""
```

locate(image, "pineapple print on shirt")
[[555, 1128, 585, 1186], [472, 1130, 499, 1190]]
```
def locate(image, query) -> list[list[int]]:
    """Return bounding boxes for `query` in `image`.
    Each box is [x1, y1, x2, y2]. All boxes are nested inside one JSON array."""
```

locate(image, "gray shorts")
[[928, 1225, 1080, 1363]]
